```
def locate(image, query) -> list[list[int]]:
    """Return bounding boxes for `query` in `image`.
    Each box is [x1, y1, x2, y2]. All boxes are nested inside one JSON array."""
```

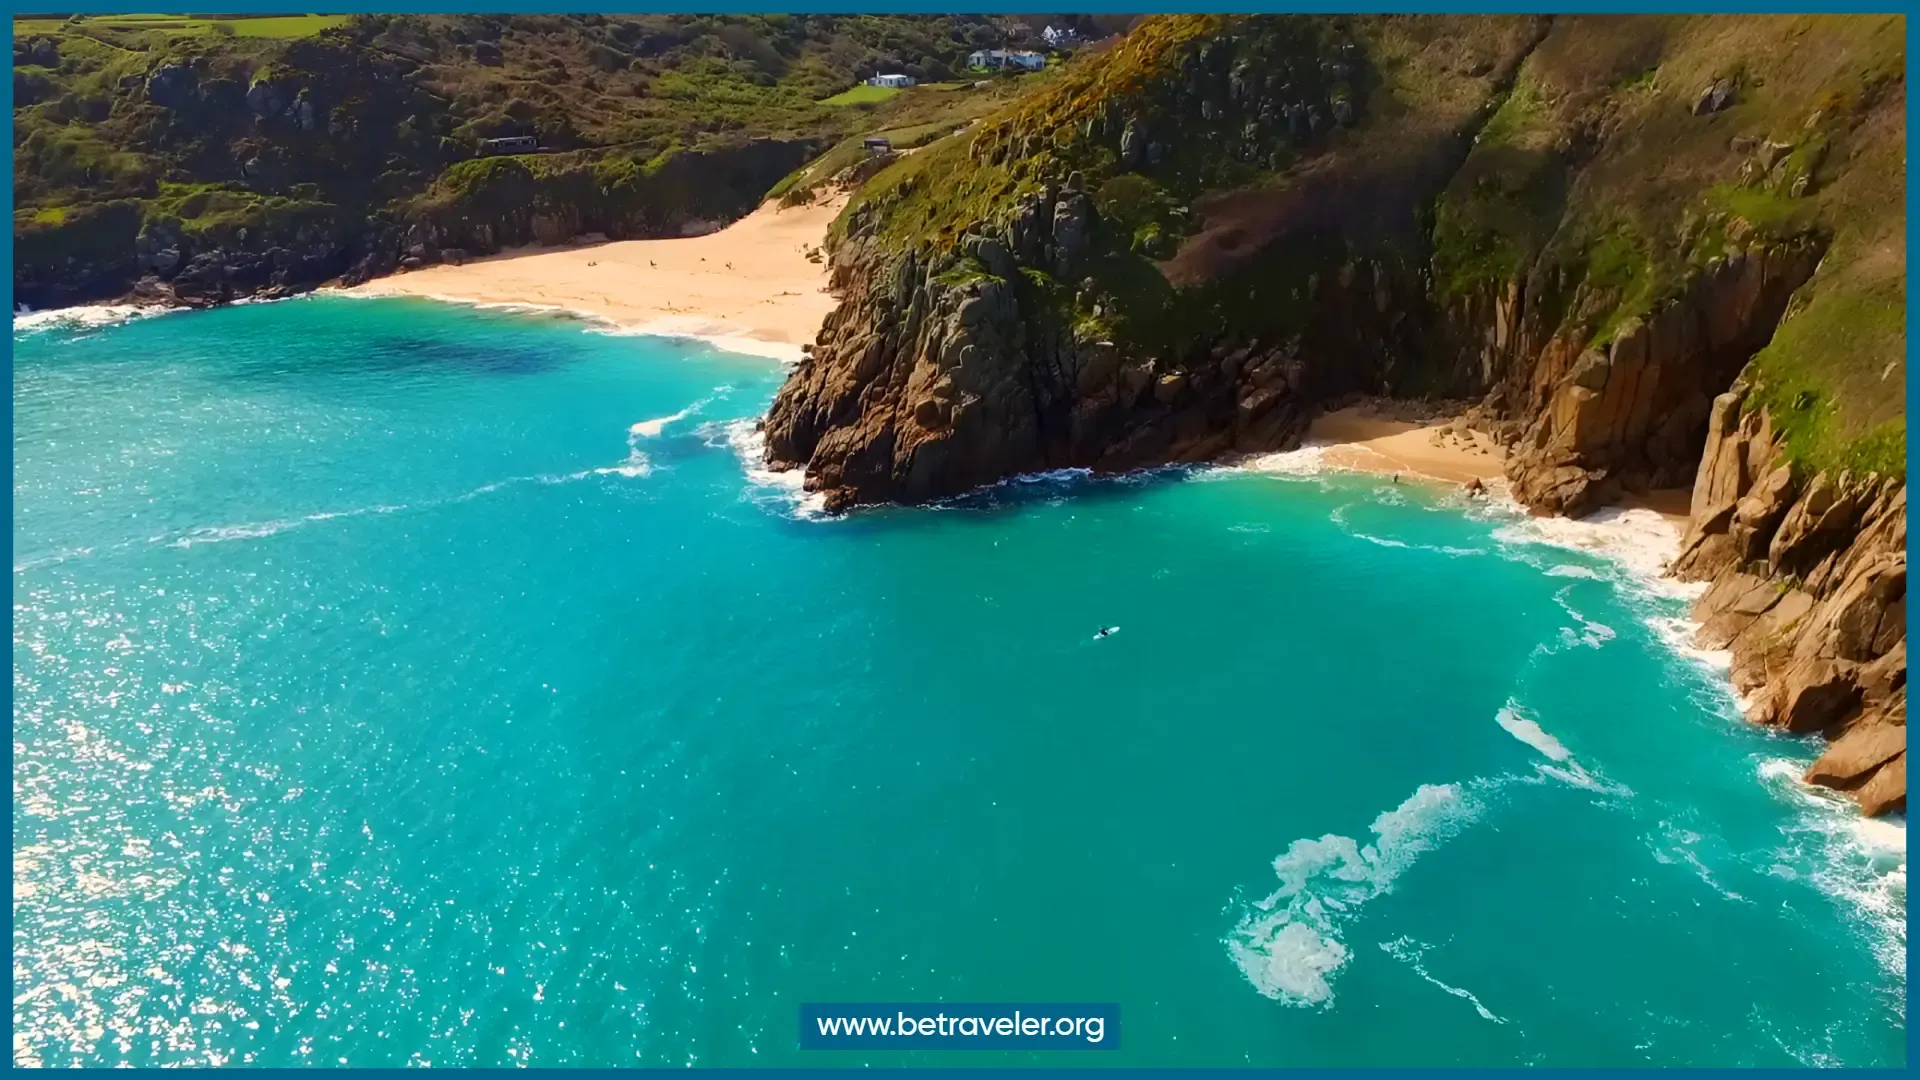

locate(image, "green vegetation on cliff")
[[837, 13, 1542, 370], [840, 14, 1396, 252], [1429, 14, 1905, 477], [826, 12, 1904, 481], [768, 76, 1036, 207]]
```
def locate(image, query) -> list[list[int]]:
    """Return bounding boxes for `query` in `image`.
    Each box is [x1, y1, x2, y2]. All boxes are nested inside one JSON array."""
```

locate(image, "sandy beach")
[[339, 193, 848, 362], [1304, 404, 1507, 486], [1298, 403, 1692, 528]]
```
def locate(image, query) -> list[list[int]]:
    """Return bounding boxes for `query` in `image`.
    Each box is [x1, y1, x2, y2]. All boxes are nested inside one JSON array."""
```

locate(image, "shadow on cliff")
[[772, 461, 1211, 533]]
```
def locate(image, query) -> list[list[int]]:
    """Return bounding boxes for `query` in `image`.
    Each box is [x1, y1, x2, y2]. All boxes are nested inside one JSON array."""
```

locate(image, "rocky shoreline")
[[765, 243, 1904, 816], [1673, 383, 1906, 816]]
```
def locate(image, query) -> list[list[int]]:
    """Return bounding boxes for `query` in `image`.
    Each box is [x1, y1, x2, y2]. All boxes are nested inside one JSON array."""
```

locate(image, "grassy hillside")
[[1431, 13, 1906, 478], [835, 15, 1542, 360], [13, 14, 351, 40], [12, 12, 1078, 304]]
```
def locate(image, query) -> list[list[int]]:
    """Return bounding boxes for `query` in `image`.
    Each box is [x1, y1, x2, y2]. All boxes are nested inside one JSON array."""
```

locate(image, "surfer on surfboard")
[[1094, 626, 1120, 640]]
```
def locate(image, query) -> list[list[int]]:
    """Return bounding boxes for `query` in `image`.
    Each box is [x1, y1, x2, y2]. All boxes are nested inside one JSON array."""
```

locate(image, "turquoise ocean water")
[[12, 297, 1907, 1067]]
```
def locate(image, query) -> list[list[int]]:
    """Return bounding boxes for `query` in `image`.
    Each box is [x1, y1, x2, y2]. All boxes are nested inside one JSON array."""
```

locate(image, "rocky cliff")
[[765, 14, 1906, 813], [1673, 386, 1906, 815], [765, 181, 1326, 509], [767, 14, 1551, 505]]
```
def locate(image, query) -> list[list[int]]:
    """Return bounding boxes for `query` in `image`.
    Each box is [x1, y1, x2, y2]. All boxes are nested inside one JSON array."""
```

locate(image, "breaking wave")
[[14, 304, 174, 337], [1489, 504, 1700, 602], [708, 419, 828, 519], [125, 414, 671, 552], [630, 388, 732, 439], [1758, 759, 1907, 1011]]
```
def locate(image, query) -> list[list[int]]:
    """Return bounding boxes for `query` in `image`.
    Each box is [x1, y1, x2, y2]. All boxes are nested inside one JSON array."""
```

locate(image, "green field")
[[13, 13, 349, 40], [820, 84, 902, 107]]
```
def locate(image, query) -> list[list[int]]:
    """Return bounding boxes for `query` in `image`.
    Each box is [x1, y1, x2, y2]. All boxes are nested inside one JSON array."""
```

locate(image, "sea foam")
[[713, 419, 827, 519], [1494, 699, 1631, 796], [1758, 758, 1908, 1005], [1483, 490, 1903, 967], [1379, 936, 1508, 1024], [13, 303, 173, 336], [1489, 504, 1700, 601], [1228, 782, 1486, 1007], [1494, 701, 1573, 762]]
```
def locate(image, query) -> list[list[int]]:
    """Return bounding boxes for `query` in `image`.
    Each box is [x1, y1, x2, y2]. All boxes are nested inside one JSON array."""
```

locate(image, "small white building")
[[867, 73, 917, 89], [968, 49, 1047, 72], [1042, 25, 1080, 48], [479, 135, 538, 156]]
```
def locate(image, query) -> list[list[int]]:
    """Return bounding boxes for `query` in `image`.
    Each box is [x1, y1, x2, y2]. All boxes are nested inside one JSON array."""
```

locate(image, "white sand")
[[1304, 405, 1506, 485], [1305, 405, 1692, 527], [338, 193, 847, 362]]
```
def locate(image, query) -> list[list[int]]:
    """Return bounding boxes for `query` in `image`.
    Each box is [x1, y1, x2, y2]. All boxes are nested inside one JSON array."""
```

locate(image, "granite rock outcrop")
[[1674, 384, 1906, 816]]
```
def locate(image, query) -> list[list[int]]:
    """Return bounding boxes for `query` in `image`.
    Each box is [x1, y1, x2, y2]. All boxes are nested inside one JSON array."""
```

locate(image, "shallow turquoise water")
[[12, 297, 1906, 1067]]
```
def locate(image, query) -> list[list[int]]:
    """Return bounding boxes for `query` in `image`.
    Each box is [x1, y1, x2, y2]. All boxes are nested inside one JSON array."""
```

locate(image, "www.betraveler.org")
[[800, 1004, 1119, 1050]]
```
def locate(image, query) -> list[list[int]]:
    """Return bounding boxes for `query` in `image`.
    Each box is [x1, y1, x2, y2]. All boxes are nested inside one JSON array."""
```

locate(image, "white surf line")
[[710, 418, 829, 519], [156, 502, 411, 549], [1757, 759, 1908, 997], [1241, 441, 1900, 1015], [114, 415, 683, 554], [327, 288, 806, 363], [13, 303, 175, 335]]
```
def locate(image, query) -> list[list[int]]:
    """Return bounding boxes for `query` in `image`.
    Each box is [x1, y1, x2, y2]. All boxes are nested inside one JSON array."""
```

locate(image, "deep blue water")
[[11, 296, 1906, 1067]]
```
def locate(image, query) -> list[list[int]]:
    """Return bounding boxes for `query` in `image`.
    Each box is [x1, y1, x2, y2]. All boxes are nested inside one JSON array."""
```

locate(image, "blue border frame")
[[6, 2, 1911, 1073]]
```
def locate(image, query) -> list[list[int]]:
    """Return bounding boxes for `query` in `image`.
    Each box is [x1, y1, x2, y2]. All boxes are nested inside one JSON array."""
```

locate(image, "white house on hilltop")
[[867, 73, 917, 88]]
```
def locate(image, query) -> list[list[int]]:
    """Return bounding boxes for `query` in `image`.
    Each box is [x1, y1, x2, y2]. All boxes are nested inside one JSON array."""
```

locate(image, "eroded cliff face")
[[1465, 238, 1824, 518], [766, 15, 1541, 507], [766, 153, 1830, 526], [1670, 386, 1906, 815]]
